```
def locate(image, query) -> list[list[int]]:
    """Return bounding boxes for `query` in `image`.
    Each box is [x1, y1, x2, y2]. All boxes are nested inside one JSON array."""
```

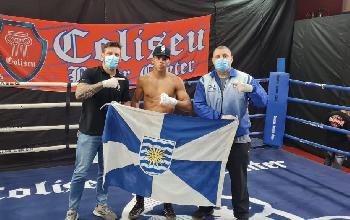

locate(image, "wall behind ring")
[[287, 13, 350, 167], [0, 0, 295, 170]]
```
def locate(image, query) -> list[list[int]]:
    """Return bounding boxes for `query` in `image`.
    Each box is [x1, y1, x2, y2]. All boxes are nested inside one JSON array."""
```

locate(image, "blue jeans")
[[68, 132, 107, 210]]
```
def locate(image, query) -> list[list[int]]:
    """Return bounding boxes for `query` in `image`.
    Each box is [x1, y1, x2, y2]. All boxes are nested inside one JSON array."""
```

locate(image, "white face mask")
[[104, 55, 120, 69]]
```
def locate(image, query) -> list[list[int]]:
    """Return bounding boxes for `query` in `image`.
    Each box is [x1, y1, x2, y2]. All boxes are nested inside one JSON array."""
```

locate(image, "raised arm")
[[75, 82, 103, 101], [247, 78, 268, 108], [75, 77, 121, 101]]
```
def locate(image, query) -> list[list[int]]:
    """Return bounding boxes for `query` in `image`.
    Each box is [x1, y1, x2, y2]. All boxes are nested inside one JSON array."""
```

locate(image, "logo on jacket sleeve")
[[139, 136, 175, 176], [0, 19, 47, 82]]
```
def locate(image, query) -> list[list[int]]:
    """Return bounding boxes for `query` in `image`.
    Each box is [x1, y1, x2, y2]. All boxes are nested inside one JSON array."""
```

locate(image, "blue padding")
[[264, 72, 290, 147], [277, 58, 285, 72]]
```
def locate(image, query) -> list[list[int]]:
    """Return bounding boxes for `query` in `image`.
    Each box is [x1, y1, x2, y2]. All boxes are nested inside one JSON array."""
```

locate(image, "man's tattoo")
[[76, 85, 102, 100]]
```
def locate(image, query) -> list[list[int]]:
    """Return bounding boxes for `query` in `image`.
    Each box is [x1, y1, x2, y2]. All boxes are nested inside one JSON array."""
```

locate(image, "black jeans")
[[226, 142, 250, 219], [198, 142, 250, 219]]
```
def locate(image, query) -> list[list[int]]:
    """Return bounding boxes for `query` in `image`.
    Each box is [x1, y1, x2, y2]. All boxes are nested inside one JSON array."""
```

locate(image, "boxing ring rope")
[[263, 58, 350, 158], [0, 81, 80, 154], [0, 82, 78, 87], [0, 77, 268, 155], [1, 58, 348, 166], [289, 79, 350, 92], [185, 78, 269, 85], [0, 145, 77, 155], [288, 97, 350, 111], [285, 79, 350, 156], [0, 103, 82, 110], [0, 125, 79, 132], [249, 114, 266, 119], [286, 116, 350, 136], [3, 63, 348, 160], [284, 134, 350, 157]]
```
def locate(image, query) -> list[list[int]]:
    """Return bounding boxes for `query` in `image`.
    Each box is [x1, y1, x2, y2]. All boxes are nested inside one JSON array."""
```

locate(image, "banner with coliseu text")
[[0, 14, 210, 92]]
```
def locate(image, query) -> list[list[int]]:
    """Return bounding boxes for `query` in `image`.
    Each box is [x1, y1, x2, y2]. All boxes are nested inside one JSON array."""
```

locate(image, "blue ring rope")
[[250, 131, 263, 136], [130, 75, 349, 155], [287, 78, 350, 156], [289, 79, 350, 92], [285, 134, 350, 157], [288, 97, 350, 111], [249, 114, 266, 119], [286, 115, 350, 135]]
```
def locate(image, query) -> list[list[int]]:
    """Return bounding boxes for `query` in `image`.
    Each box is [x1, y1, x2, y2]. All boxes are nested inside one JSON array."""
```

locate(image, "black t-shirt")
[[78, 66, 130, 135], [325, 111, 350, 151]]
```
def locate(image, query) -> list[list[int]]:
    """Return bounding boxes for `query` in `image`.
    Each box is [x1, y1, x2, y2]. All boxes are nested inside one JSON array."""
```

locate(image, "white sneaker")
[[65, 209, 78, 220], [93, 204, 117, 220]]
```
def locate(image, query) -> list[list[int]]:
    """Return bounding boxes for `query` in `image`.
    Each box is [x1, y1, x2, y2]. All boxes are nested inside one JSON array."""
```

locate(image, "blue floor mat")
[[1, 147, 349, 220]]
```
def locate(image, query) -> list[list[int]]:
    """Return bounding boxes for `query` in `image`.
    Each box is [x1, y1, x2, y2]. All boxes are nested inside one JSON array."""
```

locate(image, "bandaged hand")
[[160, 93, 178, 107], [232, 80, 253, 93], [102, 77, 120, 89], [221, 114, 237, 120]]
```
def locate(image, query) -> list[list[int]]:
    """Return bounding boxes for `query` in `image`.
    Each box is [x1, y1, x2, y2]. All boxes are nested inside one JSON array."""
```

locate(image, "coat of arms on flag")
[[103, 102, 238, 206], [139, 136, 175, 176]]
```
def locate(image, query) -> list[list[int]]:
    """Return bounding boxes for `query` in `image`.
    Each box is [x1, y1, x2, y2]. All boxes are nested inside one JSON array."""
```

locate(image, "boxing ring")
[[263, 58, 350, 158], [0, 82, 80, 154], [0, 58, 350, 219]]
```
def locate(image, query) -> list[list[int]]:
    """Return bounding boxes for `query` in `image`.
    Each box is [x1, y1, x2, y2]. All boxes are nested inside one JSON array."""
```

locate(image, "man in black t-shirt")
[[324, 110, 350, 169], [65, 41, 130, 220]]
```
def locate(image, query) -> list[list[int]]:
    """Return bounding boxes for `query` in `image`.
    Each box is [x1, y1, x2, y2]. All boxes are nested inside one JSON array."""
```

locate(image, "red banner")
[[0, 14, 210, 91]]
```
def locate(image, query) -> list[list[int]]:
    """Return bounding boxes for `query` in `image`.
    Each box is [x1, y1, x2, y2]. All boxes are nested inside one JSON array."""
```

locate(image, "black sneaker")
[[164, 203, 176, 220], [324, 152, 334, 166], [128, 202, 144, 219], [192, 206, 214, 219]]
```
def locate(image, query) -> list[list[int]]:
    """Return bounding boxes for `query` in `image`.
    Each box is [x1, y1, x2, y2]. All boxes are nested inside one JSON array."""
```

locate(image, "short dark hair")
[[102, 41, 121, 52]]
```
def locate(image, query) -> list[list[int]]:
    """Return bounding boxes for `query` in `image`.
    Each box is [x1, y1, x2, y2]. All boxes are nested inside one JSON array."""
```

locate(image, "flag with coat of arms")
[[102, 102, 238, 206]]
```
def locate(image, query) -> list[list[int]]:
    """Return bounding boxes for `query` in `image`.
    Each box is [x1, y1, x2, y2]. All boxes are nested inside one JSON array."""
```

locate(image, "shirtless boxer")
[[129, 45, 192, 219]]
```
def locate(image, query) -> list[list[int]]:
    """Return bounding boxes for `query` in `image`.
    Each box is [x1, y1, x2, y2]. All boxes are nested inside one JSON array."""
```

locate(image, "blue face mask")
[[104, 55, 119, 69], [214, 58, 231, 73]]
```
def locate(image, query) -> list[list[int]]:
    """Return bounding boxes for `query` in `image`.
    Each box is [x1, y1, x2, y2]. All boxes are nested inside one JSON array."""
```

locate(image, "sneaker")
[[192, 206, 214, 219], [65, 209, 78, 220], [93, 204, 117, 220], [128, 202, 145, 219], [163, 203, 176, 220], [324, 152, 334, 166]]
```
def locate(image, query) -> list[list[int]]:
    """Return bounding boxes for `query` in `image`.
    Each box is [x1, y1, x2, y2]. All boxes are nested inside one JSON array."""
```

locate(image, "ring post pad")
[[263, 72, 289, 148]]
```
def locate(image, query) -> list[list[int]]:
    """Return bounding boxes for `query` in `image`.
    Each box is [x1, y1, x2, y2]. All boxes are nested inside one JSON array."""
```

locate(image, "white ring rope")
[[0, 82, 78, 87], [0, 144, 77, 155], [0, 124, 79, 132], [0, 78, 125, 87], [0, 102, 82, 110], [0, 79, 121, 154]]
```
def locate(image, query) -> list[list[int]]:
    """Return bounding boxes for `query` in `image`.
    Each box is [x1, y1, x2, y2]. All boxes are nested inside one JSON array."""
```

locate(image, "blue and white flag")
[[103, 102, 238, 206]]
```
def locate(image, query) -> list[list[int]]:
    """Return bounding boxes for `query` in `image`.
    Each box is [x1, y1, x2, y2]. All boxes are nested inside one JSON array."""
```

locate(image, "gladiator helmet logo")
[[0, 19, 47, 82]]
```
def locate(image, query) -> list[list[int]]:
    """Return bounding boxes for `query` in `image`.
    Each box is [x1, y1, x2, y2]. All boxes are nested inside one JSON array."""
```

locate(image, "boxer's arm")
[[174, 78, 192, 113], [131, 77, 144, 108]]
